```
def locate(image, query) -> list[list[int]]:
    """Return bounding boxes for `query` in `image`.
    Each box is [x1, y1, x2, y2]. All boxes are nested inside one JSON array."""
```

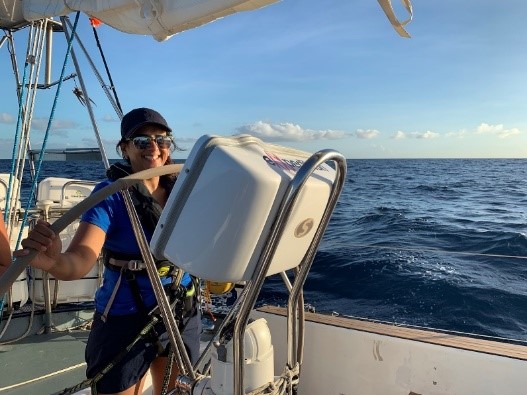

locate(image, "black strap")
[[106, 162, 175, 236], [102, 248, 177, 276], [124, 270, 149, 317]]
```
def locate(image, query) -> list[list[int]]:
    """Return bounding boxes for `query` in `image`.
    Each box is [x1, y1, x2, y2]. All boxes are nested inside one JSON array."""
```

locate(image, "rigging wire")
[[16, 12, 81, 250], [5, 24, 32, 224], [15, 20, 48, 218], [90, 22, 122, 113], [63, 17, 123, 120], [3, 19, 49, 282], [61, 16, 110, 169]]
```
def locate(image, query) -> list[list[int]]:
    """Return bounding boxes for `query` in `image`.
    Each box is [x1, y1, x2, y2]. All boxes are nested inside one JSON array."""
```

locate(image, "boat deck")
[[0, 331, 89, 395], [3, 306, 526, 394], [0, 311, 214, 395]]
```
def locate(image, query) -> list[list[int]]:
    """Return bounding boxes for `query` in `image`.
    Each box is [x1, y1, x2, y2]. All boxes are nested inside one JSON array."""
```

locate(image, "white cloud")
[[50, 130, 69, 137], [0, 113, 14, 124], [476, 123, 502, 134], [405, 131, 439, 139], [355, 129, 380, 139], [446, 129, 467, 138], [235, 121, 347, 142], [392, 131, 406, 140], [31, 117, 78, 131], [496, 128, 520, 139], [391, 130, 440, 139], [476, 123, 520, 139], [103, 114, 120, 122], [419, 131, 440, 139]]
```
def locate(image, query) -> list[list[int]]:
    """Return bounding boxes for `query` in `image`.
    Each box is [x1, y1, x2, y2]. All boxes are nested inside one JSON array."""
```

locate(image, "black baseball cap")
[[120, 107, 172, 139]]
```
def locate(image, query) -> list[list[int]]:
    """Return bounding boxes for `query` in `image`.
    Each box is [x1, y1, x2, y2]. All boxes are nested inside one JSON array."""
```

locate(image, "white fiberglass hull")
[[253, 306, 527, 395]]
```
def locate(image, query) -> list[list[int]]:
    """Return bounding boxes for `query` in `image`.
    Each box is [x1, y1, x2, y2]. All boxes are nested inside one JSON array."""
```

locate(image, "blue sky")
[[1, 0, 526, 159]]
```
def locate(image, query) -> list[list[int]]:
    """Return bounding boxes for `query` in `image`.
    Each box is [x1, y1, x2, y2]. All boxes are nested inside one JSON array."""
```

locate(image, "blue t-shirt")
[[81, 179, 191, 315]]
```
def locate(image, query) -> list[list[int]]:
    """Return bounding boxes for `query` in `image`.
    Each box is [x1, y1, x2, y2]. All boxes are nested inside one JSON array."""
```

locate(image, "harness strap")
[[100, 261, 149, 322], [104, 251, 176, 276], [102, 253, 198, 321], [101, 266, 125, 322], [107, 257, 147, 271], [125, 270, 149, 317], [102, 248, 199, 325]]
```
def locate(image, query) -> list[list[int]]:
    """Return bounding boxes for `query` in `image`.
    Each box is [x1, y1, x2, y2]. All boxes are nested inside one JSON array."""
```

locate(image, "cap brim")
[[124, 122, 172, 139]]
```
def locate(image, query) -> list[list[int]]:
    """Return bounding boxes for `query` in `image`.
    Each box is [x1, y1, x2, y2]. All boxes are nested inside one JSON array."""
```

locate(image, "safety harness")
[[101, 162, 199, 323]]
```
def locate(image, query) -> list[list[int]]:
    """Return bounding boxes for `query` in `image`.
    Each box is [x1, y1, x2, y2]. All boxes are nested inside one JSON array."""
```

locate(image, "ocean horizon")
[[1, 158, 526, 342]]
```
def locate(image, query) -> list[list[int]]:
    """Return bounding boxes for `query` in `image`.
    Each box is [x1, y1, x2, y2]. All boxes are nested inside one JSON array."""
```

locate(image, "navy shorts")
[[85, 309, 201, 393]]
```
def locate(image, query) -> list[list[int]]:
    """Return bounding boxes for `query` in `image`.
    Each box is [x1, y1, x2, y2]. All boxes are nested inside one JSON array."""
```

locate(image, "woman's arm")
[[17, 220, 106, 280], [0, 215, 12, 276]]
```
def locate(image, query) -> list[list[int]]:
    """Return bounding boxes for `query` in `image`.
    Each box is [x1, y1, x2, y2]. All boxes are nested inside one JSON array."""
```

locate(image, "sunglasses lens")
[[156, 136, 172, 148], [132, 136, 151, 149], [131, 136, 172, 149]]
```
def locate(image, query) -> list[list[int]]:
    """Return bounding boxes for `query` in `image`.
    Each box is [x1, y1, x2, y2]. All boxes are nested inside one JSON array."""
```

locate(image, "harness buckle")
[[128, 260, 145, 271]]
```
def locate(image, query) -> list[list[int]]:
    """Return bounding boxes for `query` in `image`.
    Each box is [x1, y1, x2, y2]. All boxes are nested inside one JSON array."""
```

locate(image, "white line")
[[0, 362, 86, 392]]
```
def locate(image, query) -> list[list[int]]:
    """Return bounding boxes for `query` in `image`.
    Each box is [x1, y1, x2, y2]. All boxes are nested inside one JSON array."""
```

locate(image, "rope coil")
[[246, 363, 300, 395]]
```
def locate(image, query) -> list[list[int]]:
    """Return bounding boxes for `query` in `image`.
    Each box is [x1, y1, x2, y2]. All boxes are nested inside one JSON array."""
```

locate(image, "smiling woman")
[[15, 107, 200, 394], [117, 108, 176, 175]]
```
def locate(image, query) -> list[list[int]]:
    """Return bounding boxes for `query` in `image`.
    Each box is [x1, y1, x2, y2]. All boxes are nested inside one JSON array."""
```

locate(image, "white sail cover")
[[1, 0, 412, 40], [0, 0, 279, 41]]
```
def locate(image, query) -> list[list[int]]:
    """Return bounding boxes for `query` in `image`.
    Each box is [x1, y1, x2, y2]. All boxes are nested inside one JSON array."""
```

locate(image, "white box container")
[[31, 262, 101, 304], [0, 173, 21, 210], [151, 135, 336, 282], [3, 215, 28, 308], [6, 271, 28, 308], [31, 218, 100, 304], [37, 177, 96, 208]]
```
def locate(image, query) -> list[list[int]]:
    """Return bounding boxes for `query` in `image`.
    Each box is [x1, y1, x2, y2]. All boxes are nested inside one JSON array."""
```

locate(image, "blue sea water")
[[1, 158, 526, 341]]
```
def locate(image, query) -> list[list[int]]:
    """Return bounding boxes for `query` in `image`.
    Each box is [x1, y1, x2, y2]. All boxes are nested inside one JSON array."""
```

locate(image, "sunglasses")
[[128, 135, 173, 150]]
